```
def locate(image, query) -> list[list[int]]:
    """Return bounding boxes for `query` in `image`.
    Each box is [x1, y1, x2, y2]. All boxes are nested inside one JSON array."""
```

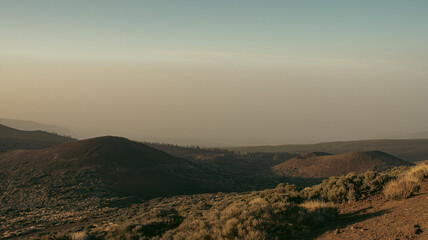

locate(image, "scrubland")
[[22, 164, 427, 240]]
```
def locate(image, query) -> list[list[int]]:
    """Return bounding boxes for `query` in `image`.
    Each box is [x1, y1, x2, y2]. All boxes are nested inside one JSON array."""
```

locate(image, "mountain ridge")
[[227, 139, 428, 162], [0, 118, 76, 137], [0, 123, 75, 152]]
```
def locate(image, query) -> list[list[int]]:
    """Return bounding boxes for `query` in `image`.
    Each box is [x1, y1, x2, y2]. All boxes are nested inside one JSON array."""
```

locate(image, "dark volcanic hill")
[[0, 136, 226, 213], [0, 123, 74, 152], [272, 151, 413, 178]]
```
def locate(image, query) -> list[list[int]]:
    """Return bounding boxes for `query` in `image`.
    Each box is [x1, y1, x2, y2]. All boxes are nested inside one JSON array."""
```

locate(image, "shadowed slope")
[[0, 136, 225, 208], [272, 151, 413, 178], [0, 123, 74, 152]]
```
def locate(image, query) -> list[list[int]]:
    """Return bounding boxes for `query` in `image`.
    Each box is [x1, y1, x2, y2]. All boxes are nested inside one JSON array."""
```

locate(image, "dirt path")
[[314, 181, 428, 240]]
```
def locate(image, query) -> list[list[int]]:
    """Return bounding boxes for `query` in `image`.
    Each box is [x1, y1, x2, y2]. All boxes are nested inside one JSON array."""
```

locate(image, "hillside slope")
[[0, 123, 74, 152], [228, 139, 428, 162], [272, 151, 413, 178], [0, 118, 76, 137], [0, 136, 226, 213]]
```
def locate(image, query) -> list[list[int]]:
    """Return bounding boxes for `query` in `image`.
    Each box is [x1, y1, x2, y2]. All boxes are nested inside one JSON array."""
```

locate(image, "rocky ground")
[[314, 180, 428, 240]]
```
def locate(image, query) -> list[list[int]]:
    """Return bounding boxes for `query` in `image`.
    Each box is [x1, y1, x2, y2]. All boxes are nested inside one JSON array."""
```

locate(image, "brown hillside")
[[0, 136, 225, 211], [272, 151, 413, 178], [0, 123, 74, 152]]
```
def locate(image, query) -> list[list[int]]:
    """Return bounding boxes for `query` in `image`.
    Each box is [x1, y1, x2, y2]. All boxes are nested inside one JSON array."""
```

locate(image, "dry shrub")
[[162, 198, 275, 239], [39, 190, 338, 240], [158, 196, 338, 240], [405, 164, 428, 181], [383, 174, 421, 200], [383, 164, 427, 200], [302, 171, 390, 202], [300, 200, 336, 212], [70, 232, 88, 240], [300, 200, 338, 225], [99, 208, 183, 239]]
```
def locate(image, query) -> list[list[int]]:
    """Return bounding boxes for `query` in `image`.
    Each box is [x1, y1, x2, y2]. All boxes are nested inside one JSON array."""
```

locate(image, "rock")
[[414, 224, 423, 235]]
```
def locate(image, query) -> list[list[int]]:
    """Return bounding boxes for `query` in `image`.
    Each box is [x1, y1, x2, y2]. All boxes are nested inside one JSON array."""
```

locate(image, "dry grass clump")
[[383, 175, 420, 200], [70, 232, 88, 240], [405, 163, 428, 181], [300, 200, 338, 225], [300, 200, 336, 212], [383, 164, 427, 200]]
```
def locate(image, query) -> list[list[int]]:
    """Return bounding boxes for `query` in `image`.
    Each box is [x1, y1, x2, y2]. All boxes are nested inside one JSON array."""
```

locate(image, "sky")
[[1, 0, 428, 146]]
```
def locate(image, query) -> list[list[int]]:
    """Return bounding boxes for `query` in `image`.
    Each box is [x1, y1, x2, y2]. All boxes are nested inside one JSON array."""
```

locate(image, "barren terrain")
[[315, 180, 428, 240]]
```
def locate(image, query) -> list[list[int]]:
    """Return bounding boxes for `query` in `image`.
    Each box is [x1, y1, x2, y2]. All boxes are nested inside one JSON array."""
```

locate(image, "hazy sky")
[[1, 0, 428, 146]]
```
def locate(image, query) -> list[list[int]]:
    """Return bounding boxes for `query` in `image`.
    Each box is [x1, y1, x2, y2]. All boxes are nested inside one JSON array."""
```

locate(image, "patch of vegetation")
[[299, 200, 339, 225], [160, 197, 337, 240], [405, 163, 428, 181], [44, 194, 337, 240], [383, 164, 428, 200], [302, 171, 391, 202], [383, 176, 420, 200], [4, 163, 424, 239]]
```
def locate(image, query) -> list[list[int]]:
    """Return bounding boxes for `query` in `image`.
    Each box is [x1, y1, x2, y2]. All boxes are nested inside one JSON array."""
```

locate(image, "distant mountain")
[[396, 132, 428, 139], [0, 118, 76, 137], [0, 124, 74, 152], [227, 139, 428, 162], [0, 136, 227, 212], [272, 151, 413, 178]]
